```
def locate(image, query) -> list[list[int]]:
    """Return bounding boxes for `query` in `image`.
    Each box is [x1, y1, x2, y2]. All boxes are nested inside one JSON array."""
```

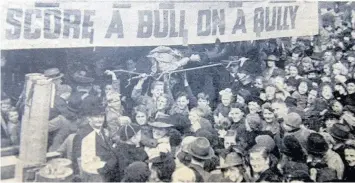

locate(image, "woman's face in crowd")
[[289, 66, 298, 77], [250, 151, 269, 173], [221, 95, 232, 106], [321, 85, 333, 100], [135, 111, 147, 125], [347, 83, 355, 94], [152, 127, 168, 139], [265, 87, 276, 100], [89, 115, 105, 130], [332, 101, 343, 114], [177, 96, 189, 109], [157, 96, 168, 110], [345, 148, 355, 167], [248, 102, 260, 114], [224, 167, 242, 182], [307, 90, 317, 104], [324, 52, 333, 62], [197, 98, 209, 107], [229, 108, 244, 123], [298, 82, 308, 95], [263, 109, 275, 123]]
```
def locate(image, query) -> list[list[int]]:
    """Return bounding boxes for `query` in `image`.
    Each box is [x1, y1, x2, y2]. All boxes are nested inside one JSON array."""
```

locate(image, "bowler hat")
[[265, 55, 279, 62], [306, 133, 329, 156], [148, 117, 174, 128], [217, 152, 243, 169], [44, 68, 64, 80], [72, 70, 94, 84], [329, 123, 350, 141], [184, 137, 214, 160]]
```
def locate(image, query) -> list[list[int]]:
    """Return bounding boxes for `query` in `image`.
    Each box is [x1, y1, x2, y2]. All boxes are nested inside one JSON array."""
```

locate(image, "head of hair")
[[197, 92, 210, 101], [132, 105, 149, 118]]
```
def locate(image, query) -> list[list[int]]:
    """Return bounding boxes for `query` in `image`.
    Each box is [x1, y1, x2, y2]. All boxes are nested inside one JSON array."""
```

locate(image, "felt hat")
[[217, 152, 243, 169], [265, 55, 279, 62], [284, 112, 302, 129], [310, 52, 323, 61], [72, 70, 94, 84], [255, 135, 275, 152], [117, 124, 141, 141], [148, 117, 174, 128], [306, 133, 329, 156], [280, 135, 304, 158], [44, 68, 64, 80], [67, 97, 81, 113], [329, 123, 351, 141], [184, 137, 215, 160]]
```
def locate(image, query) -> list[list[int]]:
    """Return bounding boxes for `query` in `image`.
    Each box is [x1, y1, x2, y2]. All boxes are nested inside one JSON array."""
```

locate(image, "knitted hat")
[[122, 161, 151, 182], [118, 124, 141, 141], [255, 135, 275, 152], [306, 133, 329, 156], [329, 123, 351, 141], [245, 114, 262, 131], [284, 112, 302, 129]]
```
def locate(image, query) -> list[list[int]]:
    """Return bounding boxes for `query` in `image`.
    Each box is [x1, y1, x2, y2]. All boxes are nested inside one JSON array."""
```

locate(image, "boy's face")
[[248, 102, 260, 114], [332, 101, 343, 114], [263, 109, 275, 123], [321, 85, 333, 100], [1, 99, 11, 113], [221, 95, 232, 106], [298, 82, 308, 95], [307, 90, 317, 104], [157, 96, 168, 110], [197, 98, 209, 107], [291, 53, 300, 62], [177, 96, 189, 109], [254, 78, 263, 89], [347, 82, 355, 94], [289, 66, 298, 77], [8, 111, 19, 122], [151, 84, 164, 98]]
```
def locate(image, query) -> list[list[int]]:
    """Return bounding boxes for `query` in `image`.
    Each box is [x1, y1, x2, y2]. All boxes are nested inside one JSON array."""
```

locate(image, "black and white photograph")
[[1, 0, 355, 182]]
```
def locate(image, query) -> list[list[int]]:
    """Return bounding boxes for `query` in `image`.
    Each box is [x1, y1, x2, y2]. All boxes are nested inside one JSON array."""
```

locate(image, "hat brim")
[[329, 132, 348, 141], [148, 122, 174, 128], [184, 144, 214, 160], [217, 162, 242, 169], [47, 73, 64, 80]]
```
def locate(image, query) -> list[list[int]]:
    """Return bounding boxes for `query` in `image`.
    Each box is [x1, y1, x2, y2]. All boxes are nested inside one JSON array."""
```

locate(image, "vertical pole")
[[15, 75, 53, 181]]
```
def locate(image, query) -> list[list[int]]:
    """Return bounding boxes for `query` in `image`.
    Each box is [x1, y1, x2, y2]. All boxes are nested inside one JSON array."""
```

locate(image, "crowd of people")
[[1, 2, 355, 182]]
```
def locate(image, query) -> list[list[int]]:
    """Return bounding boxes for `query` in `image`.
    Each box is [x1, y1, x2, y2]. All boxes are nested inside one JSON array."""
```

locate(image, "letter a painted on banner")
[[105, 10, 124, 38]]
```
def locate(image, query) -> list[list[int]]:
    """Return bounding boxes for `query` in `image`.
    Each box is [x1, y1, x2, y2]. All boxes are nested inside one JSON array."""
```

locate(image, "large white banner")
[[1, 1, 319, 50]]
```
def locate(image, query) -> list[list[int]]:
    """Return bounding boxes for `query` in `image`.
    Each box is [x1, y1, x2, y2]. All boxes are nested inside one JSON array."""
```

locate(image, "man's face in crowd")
[[151, 84, 164, 98], [135, 111, 147, 125], [221, 95, 232, 107], [177, 96, 189, 109], [291, 53, 300, 62], [345, 148, 355, 167], [267, 61, 275, 68], [7, 111, 19, 122], [229, 108, 244, 123], [335, 51, 343, 61], [157, 96, 168, 110], [265, 86, 276, 101], [347, 82, 355, 94], [1, 99, 11, 113], [298, 82, 308, 95], [332, 101, 343, 114], [197, 98, 209, 108], [323, 65, 331, 75], [263, 109, 275, 123], [230, 65, 239, 74], [254, 78, 263, 89], [250, 151, 269, 173], [289, 66, 298, 77], [271, 102, 287, 119], [223, 166, 242, 182], [89, 115, 105, 130], [324, 51, 333, 62], [307, 90, 317, 104], [321, 85, 333, 100], [224, 135, 237, 149], [152, 127, 168, 139]]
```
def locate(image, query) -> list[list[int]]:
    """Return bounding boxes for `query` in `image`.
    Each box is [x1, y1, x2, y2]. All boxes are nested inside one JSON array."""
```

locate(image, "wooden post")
[[16, 75, 53, 182]]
